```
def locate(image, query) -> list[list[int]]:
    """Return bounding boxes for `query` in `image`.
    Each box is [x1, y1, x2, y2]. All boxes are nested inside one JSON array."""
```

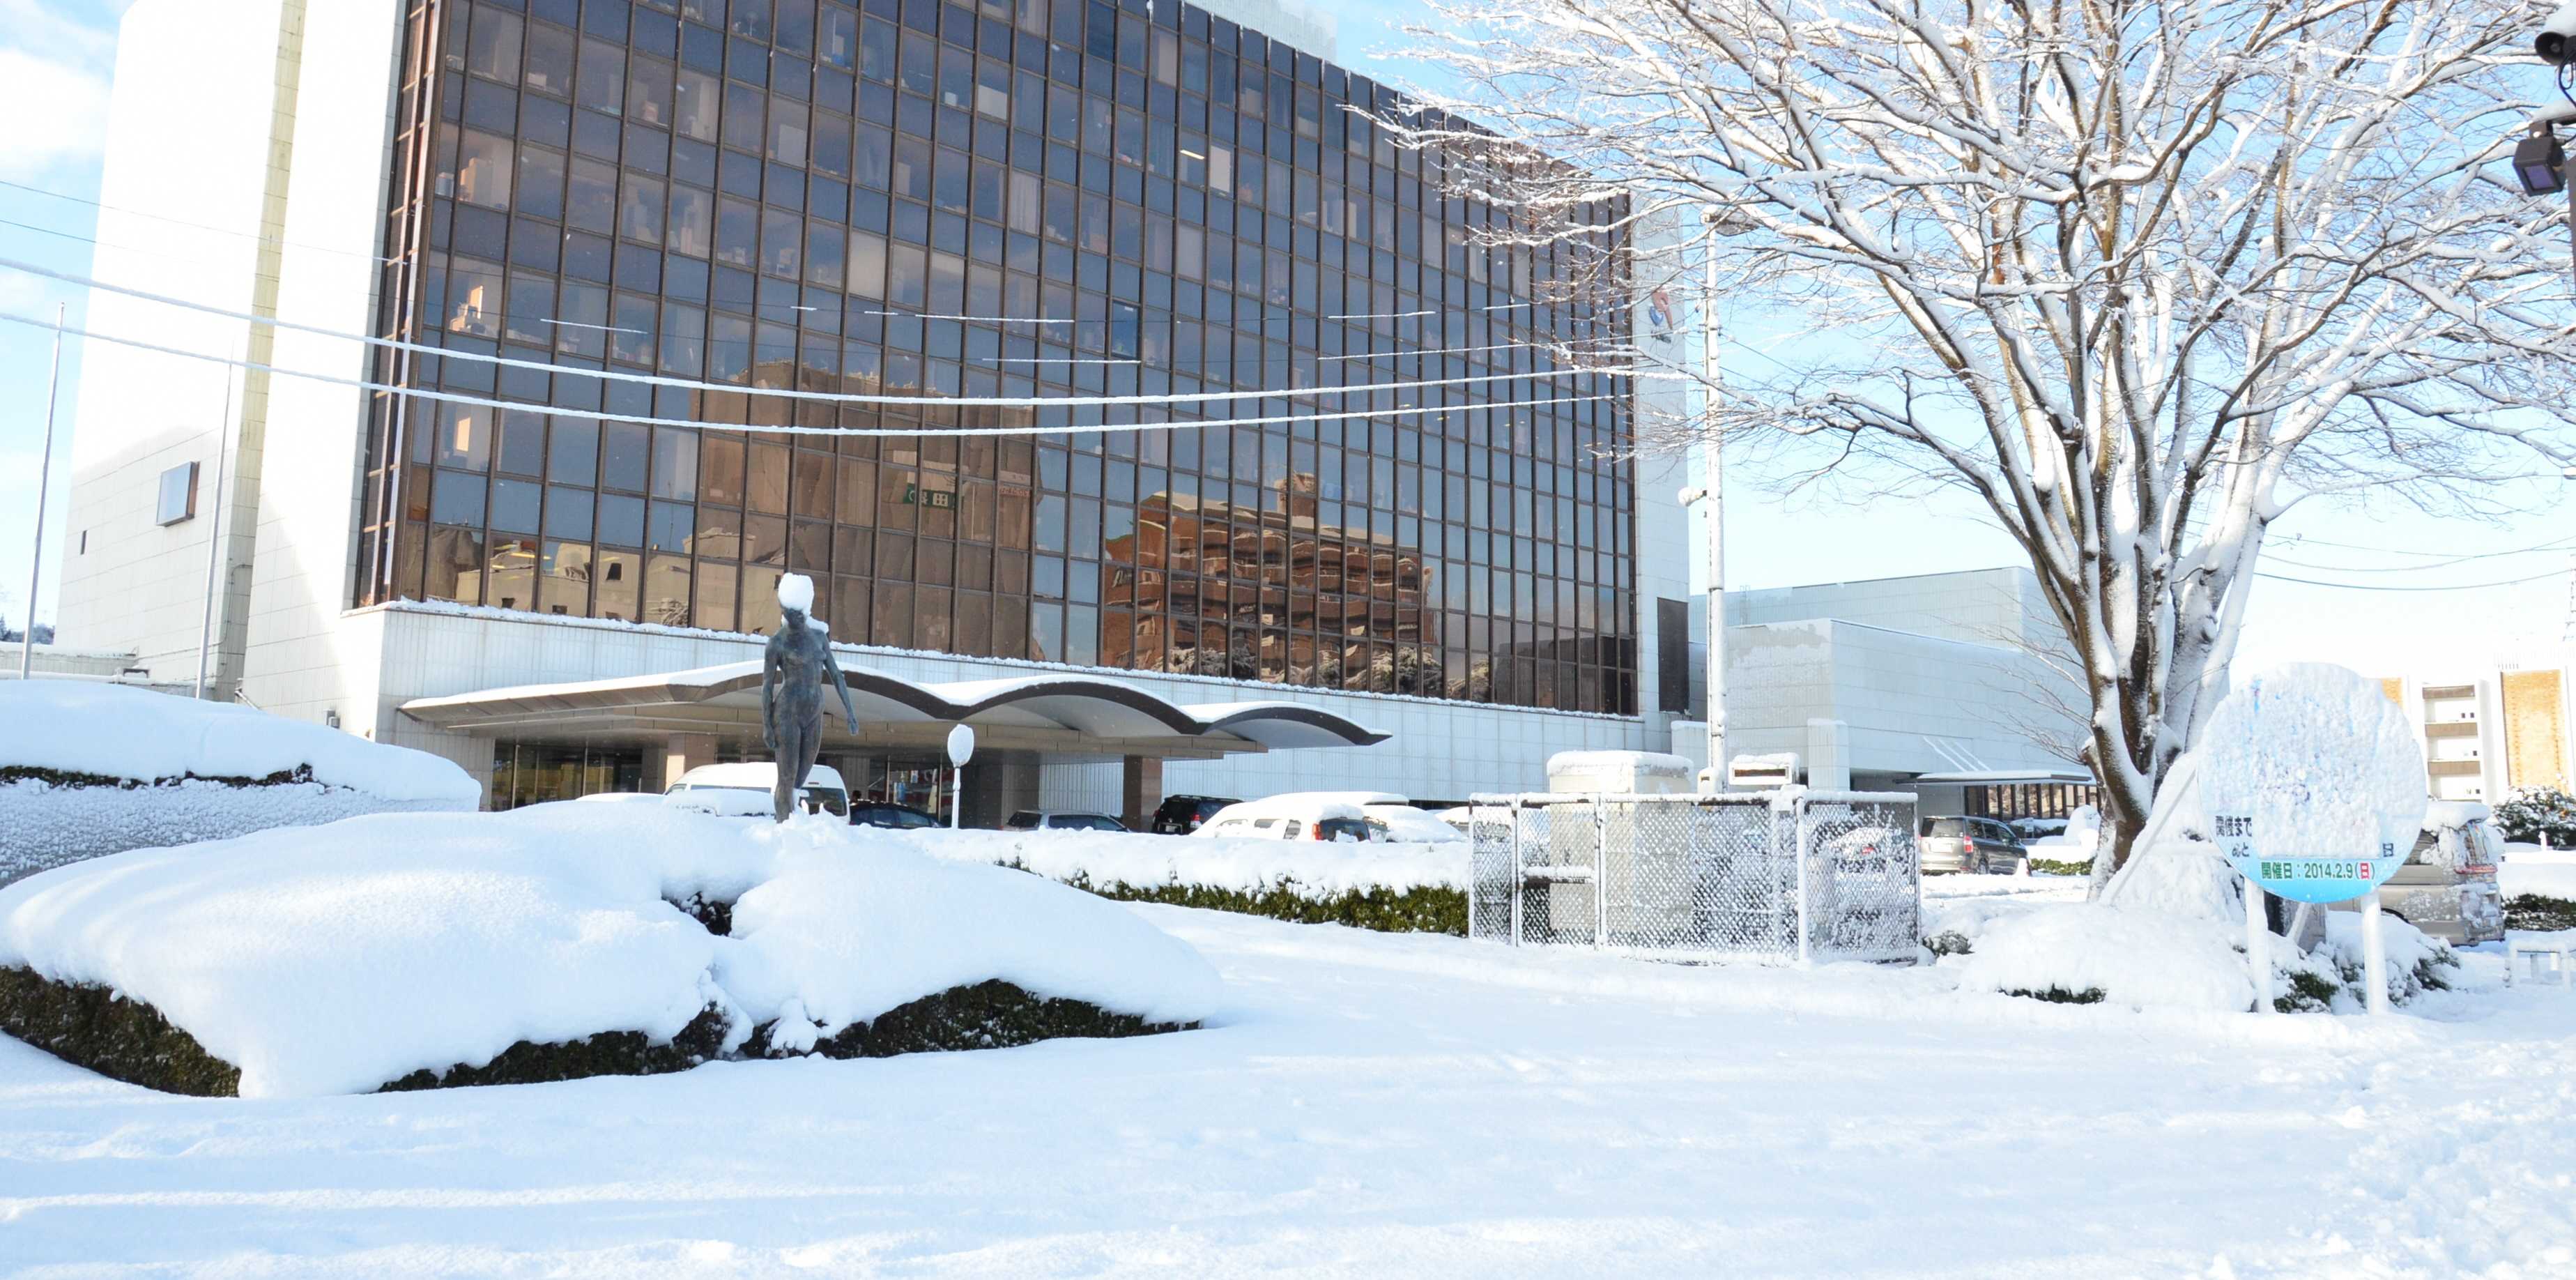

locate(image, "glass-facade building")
[[359, 0, 1639, 715]]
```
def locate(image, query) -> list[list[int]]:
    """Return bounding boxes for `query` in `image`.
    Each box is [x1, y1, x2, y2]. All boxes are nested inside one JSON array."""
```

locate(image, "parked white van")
[[663, 763, 850, 820]]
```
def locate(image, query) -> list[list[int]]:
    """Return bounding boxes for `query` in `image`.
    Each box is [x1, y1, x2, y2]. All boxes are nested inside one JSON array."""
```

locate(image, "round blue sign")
[[2197, 664, 2424, 905]]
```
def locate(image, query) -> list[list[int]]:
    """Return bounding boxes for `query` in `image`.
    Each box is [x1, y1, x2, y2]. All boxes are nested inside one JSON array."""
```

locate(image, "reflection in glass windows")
[[365, 0, 1636, 715]]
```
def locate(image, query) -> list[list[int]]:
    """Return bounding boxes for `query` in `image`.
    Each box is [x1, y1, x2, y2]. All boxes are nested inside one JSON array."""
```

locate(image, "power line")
[[0, 308, 1615, 441], [2271, 530, 2576, 561], [2253, 568, 2570, 592], [0, 255, 1649, 416], [0, 176, 401, 265], [2263, 537, 2576, 573]]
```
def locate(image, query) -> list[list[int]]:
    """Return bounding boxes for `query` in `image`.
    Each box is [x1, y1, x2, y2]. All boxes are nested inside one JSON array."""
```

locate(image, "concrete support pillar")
[[1121, 755, 1164, 831], [1804, 718, 1851, 791], [663, 733, 718, 788]]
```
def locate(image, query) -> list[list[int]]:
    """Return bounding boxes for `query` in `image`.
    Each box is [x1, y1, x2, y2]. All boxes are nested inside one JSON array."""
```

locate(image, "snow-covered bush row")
[[899, 828, 1466, 895], [1940, 896, 2456, 1013], [0, 805, 1220, 1097], [0, 683, 480, 885], [900, 828, 1473, 934]]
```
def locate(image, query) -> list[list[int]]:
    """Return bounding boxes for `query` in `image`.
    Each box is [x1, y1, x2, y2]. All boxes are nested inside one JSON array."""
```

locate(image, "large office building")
[[55, 0, 1699, 818]]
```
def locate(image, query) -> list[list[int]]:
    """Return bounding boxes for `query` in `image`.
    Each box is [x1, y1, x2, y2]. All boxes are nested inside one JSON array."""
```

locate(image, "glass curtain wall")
[[360, 0, 1638, 714]]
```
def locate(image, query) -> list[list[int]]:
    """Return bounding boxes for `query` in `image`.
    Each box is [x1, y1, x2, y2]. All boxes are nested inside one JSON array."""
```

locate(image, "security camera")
[[2517, 128, 2568, 195], [2542, 1, 2576, 66]]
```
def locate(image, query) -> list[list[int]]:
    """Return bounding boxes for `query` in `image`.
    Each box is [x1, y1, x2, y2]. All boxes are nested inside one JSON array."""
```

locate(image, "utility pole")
[[1696, 247, 1727, 782], [20, 303, 66, 681], [196, 335, 244, 699]]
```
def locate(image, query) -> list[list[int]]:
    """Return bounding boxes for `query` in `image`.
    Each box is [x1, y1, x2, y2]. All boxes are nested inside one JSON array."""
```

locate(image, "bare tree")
[[1390, 0, 2576, 877]]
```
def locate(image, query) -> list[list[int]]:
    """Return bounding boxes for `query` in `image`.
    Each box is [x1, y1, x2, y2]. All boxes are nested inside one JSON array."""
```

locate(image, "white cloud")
[[0, 1, 118, 179]]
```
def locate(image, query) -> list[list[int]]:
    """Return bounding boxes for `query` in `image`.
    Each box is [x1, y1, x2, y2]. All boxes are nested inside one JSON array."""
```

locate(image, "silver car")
[[2329, 804, 2506, 946], [1916, 816, 2027, 875]]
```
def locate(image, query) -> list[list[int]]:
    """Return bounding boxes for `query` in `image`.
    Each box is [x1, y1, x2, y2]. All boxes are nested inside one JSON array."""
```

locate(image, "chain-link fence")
[[1466, 791, 1921, 965]]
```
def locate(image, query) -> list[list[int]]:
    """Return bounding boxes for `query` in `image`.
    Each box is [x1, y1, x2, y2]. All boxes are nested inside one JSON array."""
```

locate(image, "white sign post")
[[2198, 664, 2425, 1016], [945, 724, 975, 830]]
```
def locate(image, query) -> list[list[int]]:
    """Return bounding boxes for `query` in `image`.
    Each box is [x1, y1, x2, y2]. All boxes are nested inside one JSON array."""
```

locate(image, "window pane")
[[675, 68, 721, 142], [453, 130, 512, 208], [576, 39, 625, 115], [618, 173, 665, 243], [524, 23, 575, 96], [666, 185, 712, 256], [645, 553, 691, 624], [467, 10, 522, 81], [596, 549, 641, 620], [767, 98, 808, 165], [627, 56, 674, 128]]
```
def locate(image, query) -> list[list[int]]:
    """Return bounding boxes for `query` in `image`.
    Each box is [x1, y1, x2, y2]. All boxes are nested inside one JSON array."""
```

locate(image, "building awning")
[[398, 661, 1390, 761]]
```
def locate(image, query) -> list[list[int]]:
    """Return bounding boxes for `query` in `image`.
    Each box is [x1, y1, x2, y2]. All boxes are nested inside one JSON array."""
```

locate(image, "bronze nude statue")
[[760, 574, 860, 823]]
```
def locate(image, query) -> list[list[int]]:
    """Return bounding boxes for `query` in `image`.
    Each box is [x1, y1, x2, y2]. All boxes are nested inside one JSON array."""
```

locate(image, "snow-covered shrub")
[[1952, 904, 2262, 1010], [0, 683, 478, 885], [0, 805, 1220, 1097], [2507, 894, 2576, 931], [907, 828, 1471, 934], [1945, 898, 2456, 1013], [2024, 807, 2102, 876], [2495, 786, 2576, 848]]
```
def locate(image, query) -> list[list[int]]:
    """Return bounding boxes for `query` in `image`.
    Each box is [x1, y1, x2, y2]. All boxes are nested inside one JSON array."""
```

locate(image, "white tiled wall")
[[1725, 618, 2084, 778], [54, 0, 292, 687]]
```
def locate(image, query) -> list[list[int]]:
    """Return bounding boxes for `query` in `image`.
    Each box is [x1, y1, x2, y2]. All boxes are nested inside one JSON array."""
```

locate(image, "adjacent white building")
[[2374, 661, 2574, 803], [1664, 567, 2096, 821]]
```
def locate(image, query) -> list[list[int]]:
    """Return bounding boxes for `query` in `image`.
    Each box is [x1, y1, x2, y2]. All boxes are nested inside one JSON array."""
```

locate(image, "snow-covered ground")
[[13, 862, 2566, 1277]]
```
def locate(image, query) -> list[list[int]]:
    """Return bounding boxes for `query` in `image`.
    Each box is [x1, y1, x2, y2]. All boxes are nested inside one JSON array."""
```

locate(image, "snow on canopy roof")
[[399, 663, 1388, 753], [0, 682, 477, 802]]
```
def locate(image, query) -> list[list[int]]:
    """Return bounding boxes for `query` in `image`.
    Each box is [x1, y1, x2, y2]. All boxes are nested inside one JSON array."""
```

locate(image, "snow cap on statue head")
[[777, 572, 815, 616]]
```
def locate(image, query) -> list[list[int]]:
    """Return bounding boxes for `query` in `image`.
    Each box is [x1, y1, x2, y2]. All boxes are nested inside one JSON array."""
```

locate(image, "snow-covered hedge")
[[1946, 901, 2455, 1013], [0, 806, 1220, 1097], [903, 828, 1473, 934], [0, 683, 480, 885]]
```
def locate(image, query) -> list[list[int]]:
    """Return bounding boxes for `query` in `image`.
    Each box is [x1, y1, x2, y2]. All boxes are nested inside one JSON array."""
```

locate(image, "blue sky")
[[1, 0, 2568, 673]]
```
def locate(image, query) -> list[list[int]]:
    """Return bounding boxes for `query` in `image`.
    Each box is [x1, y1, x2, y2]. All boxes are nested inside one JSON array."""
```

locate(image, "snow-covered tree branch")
[[1388, 0, 2576, 876]]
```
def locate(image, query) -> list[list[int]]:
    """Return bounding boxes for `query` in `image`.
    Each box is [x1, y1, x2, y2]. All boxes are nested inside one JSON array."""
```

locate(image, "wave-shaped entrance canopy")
[[399, 661, 1389, 761]]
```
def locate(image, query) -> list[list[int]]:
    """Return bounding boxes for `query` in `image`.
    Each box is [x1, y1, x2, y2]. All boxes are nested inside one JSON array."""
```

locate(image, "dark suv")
[[1150, 795, 1240, 835], [1917, 816, 2028, 874], [850, 802, 942, 830]]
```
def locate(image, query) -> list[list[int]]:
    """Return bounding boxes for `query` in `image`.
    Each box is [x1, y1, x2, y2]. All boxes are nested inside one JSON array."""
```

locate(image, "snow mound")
[[2101, 838, 2246, 922], [719, 835, 1219, 1034], [1953, 904, 2257, 1012], [0, 805, 1220, 1097], [0, 683, 476, 799], [0, 683, 480, 885], [777, 572, 815, 614]]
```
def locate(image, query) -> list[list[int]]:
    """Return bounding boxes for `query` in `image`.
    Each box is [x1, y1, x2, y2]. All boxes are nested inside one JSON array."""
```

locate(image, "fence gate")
[[1466, 790, 1921, 966]]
